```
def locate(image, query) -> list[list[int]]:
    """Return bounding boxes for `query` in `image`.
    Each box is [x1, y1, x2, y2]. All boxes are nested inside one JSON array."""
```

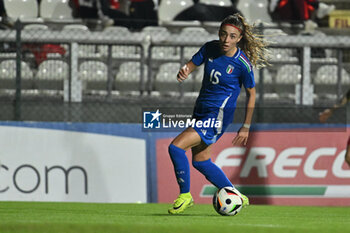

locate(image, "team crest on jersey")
[[226, 65, 234, 74]]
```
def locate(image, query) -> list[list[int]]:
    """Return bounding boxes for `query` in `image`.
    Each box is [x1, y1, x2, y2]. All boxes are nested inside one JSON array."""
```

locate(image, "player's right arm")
[[177, 61, 197, 83]]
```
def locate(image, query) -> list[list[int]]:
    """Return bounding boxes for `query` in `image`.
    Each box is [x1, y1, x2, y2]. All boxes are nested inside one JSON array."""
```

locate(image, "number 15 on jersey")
[[210, 69, 221, 85]]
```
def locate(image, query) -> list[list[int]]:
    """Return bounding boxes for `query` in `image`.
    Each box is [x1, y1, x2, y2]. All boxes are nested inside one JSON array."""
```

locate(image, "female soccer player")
[[168, 13, 269, 214]]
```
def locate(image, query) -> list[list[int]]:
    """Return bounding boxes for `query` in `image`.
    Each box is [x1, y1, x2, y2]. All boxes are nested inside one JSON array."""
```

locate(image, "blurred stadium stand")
[[0, 0, 349, 124]]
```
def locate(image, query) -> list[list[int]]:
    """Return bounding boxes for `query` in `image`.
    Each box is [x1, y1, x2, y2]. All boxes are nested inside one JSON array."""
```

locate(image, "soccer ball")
[[212, 186, 243, 216]]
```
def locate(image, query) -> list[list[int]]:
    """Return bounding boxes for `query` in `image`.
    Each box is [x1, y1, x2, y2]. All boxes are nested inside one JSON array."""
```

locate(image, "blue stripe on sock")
[[168, 144, 190, 193]]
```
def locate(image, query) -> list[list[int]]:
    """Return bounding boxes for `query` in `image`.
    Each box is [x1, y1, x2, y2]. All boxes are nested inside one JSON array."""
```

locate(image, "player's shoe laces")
[[168, 192, 194, 214]]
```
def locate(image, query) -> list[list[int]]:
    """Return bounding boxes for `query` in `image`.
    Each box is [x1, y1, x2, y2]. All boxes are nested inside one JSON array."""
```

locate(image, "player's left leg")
[[191, 141, 249, 207], [168, 127, 201, 214]]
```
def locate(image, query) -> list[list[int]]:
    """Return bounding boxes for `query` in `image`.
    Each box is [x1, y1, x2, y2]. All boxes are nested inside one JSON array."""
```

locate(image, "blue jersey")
[[190, 40, 255, 145]]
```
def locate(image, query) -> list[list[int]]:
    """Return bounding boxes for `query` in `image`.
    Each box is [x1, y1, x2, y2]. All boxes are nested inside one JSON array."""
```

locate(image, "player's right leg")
[[191, 141, 249, 207], [168, 127, 201, 214]]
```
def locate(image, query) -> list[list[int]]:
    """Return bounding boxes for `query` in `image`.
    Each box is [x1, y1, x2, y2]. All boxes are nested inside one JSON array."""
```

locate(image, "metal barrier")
[[0, 21, 349, 123]]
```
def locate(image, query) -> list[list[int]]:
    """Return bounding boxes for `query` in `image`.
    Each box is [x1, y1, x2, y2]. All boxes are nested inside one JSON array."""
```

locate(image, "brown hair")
[[220, 13, 270, 68]]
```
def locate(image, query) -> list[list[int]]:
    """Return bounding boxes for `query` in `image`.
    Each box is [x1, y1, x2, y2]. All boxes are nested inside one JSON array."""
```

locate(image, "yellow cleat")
[[168, 192, 194, 214], [241, 193, 250, 207]]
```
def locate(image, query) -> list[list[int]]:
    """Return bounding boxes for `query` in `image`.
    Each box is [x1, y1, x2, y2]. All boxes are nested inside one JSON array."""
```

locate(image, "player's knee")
[[168, 144, 185, 157]]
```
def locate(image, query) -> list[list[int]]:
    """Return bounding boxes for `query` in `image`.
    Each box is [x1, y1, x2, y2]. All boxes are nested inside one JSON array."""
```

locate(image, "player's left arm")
[[232, 87, 256, 146]]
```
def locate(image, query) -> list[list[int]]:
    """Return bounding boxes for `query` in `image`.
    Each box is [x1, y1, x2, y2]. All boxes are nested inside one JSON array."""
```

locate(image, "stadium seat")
[[62, 25, 101, 58], [62, 24, 89, 31], [35, 60, 68, 90], [36, 60, 68, 80], [0, 59, 34, 90], [99, 27, 140, 59], [155, 62, 193, 95], [158, 0, 194, 24], [199, 0, 232, 6], [4, 0, 41, 21], [23, 24, 49, 30], [142, 26, 170, 41], [79, 61, 108, 81], [0, 59, 33, 79], [79, 61, 108, 91], [40, 0, 74, 21], [142, 27, 179, 61], [180, 27, 209, 36], [254, 68, 273, 84], [102, 26, 130, 35], [115, 62, 147, 94], [179, 27, 209, 60], [237, 0, 271, 24], [269, 48, 298, 63], [276, 65, 301, 84], [314, 65, 350, 85]]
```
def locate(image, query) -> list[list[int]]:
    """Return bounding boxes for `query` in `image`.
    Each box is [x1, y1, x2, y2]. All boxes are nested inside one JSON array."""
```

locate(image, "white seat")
[[158, 0, 194, 24], [79, 61, 108, 81], [0, 60, 33, 79], [155, 62, 193, 94], [180, 27, 209, 36], [40, 0, 73, 20], [270, 48, 298, 63], [141, 26, 170, 41], [23, 24, 49, 30], [314, 65, 350, 85], [253, 68, 273, 84], [150, 45, 180, 60], [276, 65, 301, 84], [115, 62, 147, 93], [102, 26, 130, 35], [62, 25, 100, 58], [179, 27, 209, 59], [184, 46, 201, 60], [36, 60, 68, 80], [156, 62, 180, 82], [4, 0, 41, 21], [178, 26, 211, 43], [199, 0, 232, 6], [142, 26, 169, 35], [237, 0, 271, 24], [99, 27, 140, 59], [62, 24, 89, 31]]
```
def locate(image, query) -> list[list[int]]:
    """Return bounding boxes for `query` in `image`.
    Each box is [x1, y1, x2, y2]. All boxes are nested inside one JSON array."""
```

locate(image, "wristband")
[[242, 123, 251, 129]]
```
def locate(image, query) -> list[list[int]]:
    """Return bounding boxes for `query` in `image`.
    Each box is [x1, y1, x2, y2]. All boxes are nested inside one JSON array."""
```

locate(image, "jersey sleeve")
[[241, 67, 255, 88], [240, 60, 255, 89], [191, 43, 208, 66]]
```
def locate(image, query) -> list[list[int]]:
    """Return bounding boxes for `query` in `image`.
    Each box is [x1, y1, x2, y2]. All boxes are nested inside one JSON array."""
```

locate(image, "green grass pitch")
[[0, 202, 349, 233]]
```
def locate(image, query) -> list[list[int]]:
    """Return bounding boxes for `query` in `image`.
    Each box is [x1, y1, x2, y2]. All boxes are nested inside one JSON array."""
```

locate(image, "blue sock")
[[192, 159, 233, 189], [168, 144, 190, 193]]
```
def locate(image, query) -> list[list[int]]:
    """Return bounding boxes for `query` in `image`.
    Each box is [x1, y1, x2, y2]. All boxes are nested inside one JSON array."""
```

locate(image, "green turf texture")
[[0, 202, 349, 233]]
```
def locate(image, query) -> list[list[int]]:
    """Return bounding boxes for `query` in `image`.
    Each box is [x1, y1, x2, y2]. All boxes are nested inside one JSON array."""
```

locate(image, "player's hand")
[[177, 64, 189, 83], [319, 109, 332, 123], [232, 127, 249, 146]]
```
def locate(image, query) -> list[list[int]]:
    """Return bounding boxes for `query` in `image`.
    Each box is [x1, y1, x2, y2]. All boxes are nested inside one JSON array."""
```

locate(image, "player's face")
[[218, 25, 242, 55]]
